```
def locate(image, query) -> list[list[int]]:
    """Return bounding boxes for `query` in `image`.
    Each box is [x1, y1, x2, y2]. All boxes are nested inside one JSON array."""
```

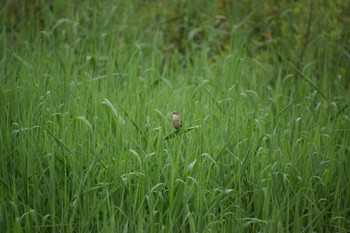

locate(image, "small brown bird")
[[171, 111, 182, 130]]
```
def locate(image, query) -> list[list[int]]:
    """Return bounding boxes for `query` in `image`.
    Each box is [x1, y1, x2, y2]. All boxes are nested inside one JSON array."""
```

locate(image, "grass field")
[[1, 1, 350, 232]]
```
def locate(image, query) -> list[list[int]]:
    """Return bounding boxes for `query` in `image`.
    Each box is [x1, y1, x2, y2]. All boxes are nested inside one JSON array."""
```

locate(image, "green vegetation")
[[1, 1, 349, 232]]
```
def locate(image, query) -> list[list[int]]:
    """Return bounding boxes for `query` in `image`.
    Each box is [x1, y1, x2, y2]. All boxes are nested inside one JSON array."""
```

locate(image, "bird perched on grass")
[[171, 111, 182, 130]]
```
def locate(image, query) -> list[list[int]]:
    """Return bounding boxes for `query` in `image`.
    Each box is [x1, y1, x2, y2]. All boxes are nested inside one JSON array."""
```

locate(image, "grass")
[[1, 1, 350, 232]]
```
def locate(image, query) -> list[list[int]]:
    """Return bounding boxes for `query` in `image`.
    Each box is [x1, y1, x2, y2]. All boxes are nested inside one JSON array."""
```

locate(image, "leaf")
[[102, 99, 126, 125], [187, 160, 196, 171]]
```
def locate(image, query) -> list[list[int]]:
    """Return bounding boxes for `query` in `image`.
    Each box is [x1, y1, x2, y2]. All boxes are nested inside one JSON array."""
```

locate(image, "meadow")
[[1, 1, 349, 232]]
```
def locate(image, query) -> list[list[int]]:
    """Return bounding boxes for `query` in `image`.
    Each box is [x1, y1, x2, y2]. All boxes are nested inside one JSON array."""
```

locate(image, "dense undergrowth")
[[1, 1, 349, 232]]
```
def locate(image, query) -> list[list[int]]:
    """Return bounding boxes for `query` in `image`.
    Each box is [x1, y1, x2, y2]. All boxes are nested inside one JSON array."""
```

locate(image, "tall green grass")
[[1, 1, 350, 232]]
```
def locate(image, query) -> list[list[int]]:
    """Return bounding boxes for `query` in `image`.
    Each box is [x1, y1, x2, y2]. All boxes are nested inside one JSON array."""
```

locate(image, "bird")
[[171, 111, 182, 130]]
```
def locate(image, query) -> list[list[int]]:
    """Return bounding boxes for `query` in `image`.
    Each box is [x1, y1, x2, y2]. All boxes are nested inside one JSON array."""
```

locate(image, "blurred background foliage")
[[3, 0, 350, 85]]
